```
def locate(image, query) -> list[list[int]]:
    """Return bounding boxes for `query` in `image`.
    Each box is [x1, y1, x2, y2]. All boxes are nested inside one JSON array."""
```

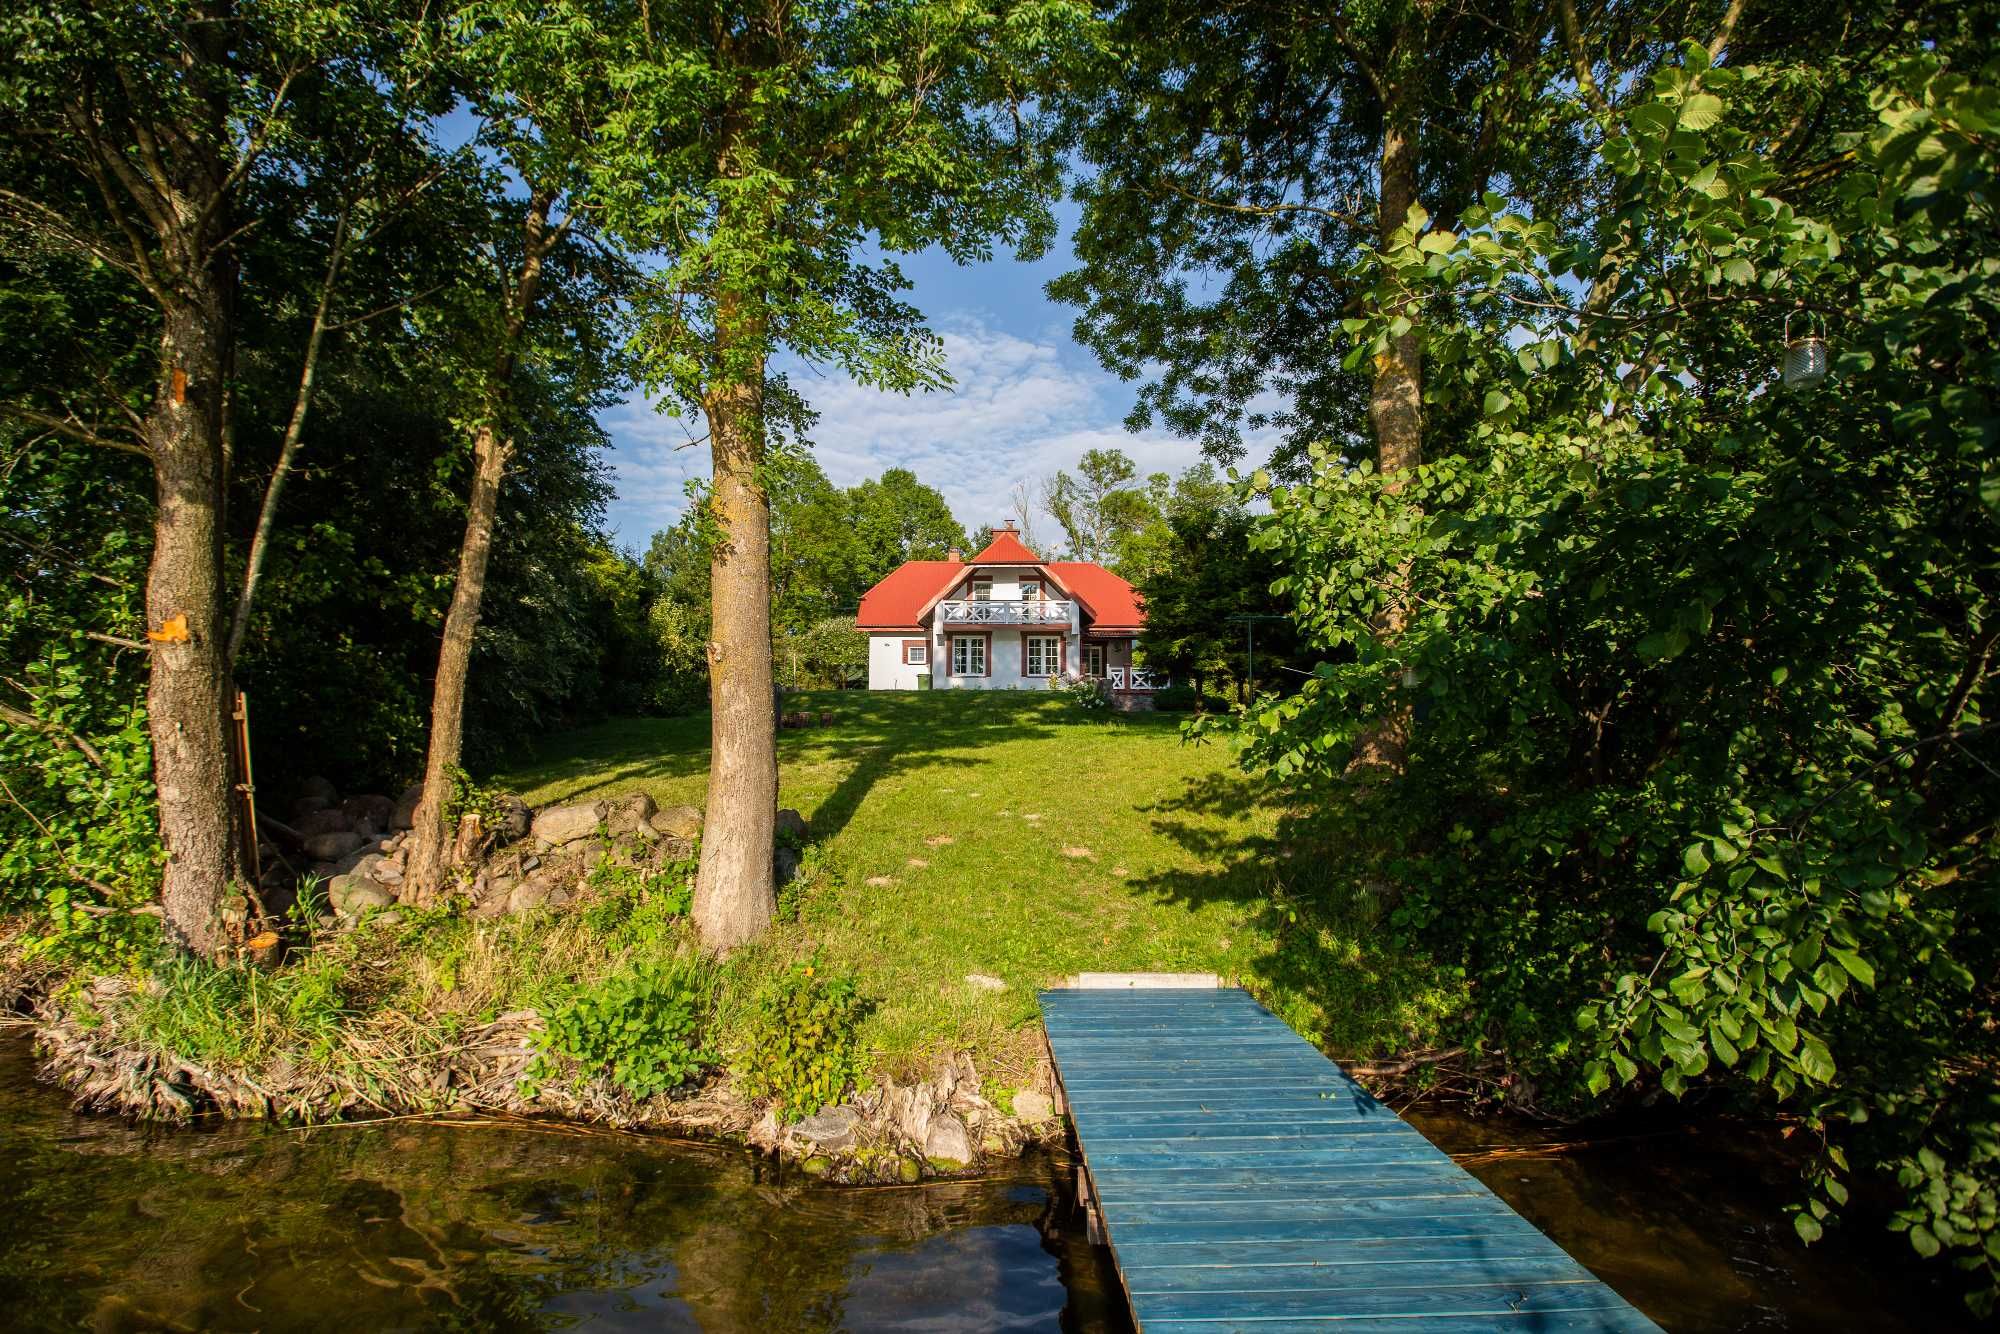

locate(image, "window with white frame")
[[970, 575, 993, 601], [1019, 578, 1041, 600], [1084, 643, 1106, 676], [903, 640, 928, 666], [1025, 635, 1061, 677], [951, 635, 986, 676]]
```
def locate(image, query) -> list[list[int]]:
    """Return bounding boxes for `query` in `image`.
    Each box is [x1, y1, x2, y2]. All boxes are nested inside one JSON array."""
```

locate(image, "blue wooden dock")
[[1040, 982, 1661, 1332]]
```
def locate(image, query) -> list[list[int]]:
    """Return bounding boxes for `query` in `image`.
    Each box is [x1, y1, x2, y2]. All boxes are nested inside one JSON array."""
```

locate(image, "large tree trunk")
[[402, 425, 513, 901], [1349, 68, 1423, 778], [145, 283, 240, 956], [692, 324, 777, 953]]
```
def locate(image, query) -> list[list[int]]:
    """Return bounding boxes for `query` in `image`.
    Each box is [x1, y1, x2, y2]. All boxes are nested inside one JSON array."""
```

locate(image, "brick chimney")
[[947, 546, 963, 563]]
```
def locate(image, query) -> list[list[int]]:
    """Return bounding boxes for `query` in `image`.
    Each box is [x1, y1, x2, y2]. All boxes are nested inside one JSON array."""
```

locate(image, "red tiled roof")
[[968, 529, 1040, 564], [854, 556, 1147, 632], [855, 560, 961, 629], [1045, 562, 1145, 630]]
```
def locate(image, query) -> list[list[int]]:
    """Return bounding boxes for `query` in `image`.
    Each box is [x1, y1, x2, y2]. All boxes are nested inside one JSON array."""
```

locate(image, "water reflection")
[[1409, 1106, 1976, 1333], [0, 1040, 1129, 1333]]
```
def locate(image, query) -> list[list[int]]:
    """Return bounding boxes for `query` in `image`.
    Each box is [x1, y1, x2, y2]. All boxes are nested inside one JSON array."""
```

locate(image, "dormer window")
[[970, 575, 993, 602], [1019, 578, 1041, 601]]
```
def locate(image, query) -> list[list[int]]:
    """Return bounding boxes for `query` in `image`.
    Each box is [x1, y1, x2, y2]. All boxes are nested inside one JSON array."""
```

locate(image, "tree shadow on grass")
[[498, 690, 1106, 847], [1128, 768, 1465, 1060]]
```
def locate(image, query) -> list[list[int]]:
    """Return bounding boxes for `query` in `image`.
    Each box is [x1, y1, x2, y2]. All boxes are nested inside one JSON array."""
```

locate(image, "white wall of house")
[[867, 634, 931, 690], [933, 627, 1074, 690]]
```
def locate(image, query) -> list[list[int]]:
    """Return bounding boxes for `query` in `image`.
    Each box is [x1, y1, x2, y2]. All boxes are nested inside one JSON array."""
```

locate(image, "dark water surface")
[[0, 1035, 1977, 1332]]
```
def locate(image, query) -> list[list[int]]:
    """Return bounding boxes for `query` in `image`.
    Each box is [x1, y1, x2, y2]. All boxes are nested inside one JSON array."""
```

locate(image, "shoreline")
[[3, 956, 1062, 1185]]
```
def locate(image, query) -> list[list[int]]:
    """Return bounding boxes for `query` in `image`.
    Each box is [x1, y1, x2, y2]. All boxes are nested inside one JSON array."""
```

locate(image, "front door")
[[1084, 643, 1106, 677]]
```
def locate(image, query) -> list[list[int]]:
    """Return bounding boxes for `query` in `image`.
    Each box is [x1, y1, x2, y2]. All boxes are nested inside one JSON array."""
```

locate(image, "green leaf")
[[1795, 1213, 1824, 1244], [1797, 1033, 1836, 1084], [1683, 842, 1712, 875], [1483, 388, 1512, 416], [1828, 947, 1875, 986], [1679, 93, 1725, 131]]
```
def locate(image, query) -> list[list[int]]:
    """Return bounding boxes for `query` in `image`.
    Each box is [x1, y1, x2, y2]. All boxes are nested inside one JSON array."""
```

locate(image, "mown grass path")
[[498, 692, 1456, 1081]]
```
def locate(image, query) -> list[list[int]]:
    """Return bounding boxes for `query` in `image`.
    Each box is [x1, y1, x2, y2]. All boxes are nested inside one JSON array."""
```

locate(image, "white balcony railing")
[[1106, 667, 1168, 691], [937, 599, 1073, 625]]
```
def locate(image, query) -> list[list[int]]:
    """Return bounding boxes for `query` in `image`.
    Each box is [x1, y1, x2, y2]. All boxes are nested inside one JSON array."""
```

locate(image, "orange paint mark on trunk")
[[147, 613, 190, 643]]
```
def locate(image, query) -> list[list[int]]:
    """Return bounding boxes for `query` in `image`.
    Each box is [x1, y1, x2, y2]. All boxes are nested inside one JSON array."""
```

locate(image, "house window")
[[951, 635, 987, 676], [1025, 635, 1062, 677], [1084, 643, 1106, 677], [902, 640, 928, 666], [1019, 578, 1041, 600], [970, 576, 993, 602]]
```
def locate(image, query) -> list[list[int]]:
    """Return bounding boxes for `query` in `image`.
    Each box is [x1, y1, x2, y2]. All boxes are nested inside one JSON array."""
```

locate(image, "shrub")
[[734, 956, 865, 1122], [1057, 673, 1108, 710], [1150, 684, 1200, 712], [533, 957, 715, 1099]]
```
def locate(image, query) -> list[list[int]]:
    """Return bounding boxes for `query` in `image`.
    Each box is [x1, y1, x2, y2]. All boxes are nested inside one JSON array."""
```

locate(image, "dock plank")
[[1040, 986, 1658, 1333]]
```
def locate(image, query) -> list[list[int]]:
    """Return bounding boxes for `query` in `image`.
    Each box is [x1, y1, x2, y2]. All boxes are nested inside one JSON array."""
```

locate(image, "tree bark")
[[401, 423, 514, 901], [402, 191, 557, 902], [692, 316, 778, 952], [1349, 63, 1424, 778], [145, 282, 241, 956]]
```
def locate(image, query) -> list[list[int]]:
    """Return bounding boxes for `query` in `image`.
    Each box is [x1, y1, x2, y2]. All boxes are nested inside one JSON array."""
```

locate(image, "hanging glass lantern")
[[1782, 312, 1829, 390]]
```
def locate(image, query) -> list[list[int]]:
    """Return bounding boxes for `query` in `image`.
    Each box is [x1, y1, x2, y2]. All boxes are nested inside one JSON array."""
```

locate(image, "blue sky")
[[599, 205, 1272, 549]]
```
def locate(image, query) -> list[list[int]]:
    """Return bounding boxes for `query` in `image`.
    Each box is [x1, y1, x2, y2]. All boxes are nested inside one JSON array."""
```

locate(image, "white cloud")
[[599, 317, 1274, 546]]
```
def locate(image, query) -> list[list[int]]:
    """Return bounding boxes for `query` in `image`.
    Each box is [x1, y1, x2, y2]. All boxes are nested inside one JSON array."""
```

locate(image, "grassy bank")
[[496, 689, 1460, 1076], [14, 690, 1464, 1139]]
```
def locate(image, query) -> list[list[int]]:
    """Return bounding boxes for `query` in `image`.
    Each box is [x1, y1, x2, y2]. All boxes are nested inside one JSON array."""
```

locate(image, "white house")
[[855, 522, 1166, 696]]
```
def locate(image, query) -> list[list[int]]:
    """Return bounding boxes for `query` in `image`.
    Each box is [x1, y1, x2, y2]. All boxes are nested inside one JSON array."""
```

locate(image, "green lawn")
[[495, 690, 1460, 1082]]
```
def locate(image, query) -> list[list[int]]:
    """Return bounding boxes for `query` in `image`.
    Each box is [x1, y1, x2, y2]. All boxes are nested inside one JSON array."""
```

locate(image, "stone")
[[293, 807, 354, 839], [494, 793, 532, 842], [1011, 1090, 1055, 1124], [896, 1157, 922, 1184], [650, 804, 703, 840], [303, 830, 367, 863], [341, 794, 395, 828], [531, 800, 605, 847], [775, 844, 802, 886], [299, 775, 337, 805], [350, 853, 395, 885], [923, 1113, 974, 1169], [391, 783, 423, 831], [604, 792, 658, 837], [509, 874, 557, 914], [290, 794, 332, 819], [794, 1105, 860, 1151], [328, 874, 395, 917], [570, 839, 607, 871], [865, 876, 894, 888], [472, 880, 514, 919], [800, 1156, 832, 1178], [964, 973, 1006, 992], [775, 808, 808, 841]]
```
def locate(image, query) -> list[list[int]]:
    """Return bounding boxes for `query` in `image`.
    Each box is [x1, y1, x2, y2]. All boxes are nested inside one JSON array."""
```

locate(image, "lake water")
[[0, 1037, 1974, 1331]]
